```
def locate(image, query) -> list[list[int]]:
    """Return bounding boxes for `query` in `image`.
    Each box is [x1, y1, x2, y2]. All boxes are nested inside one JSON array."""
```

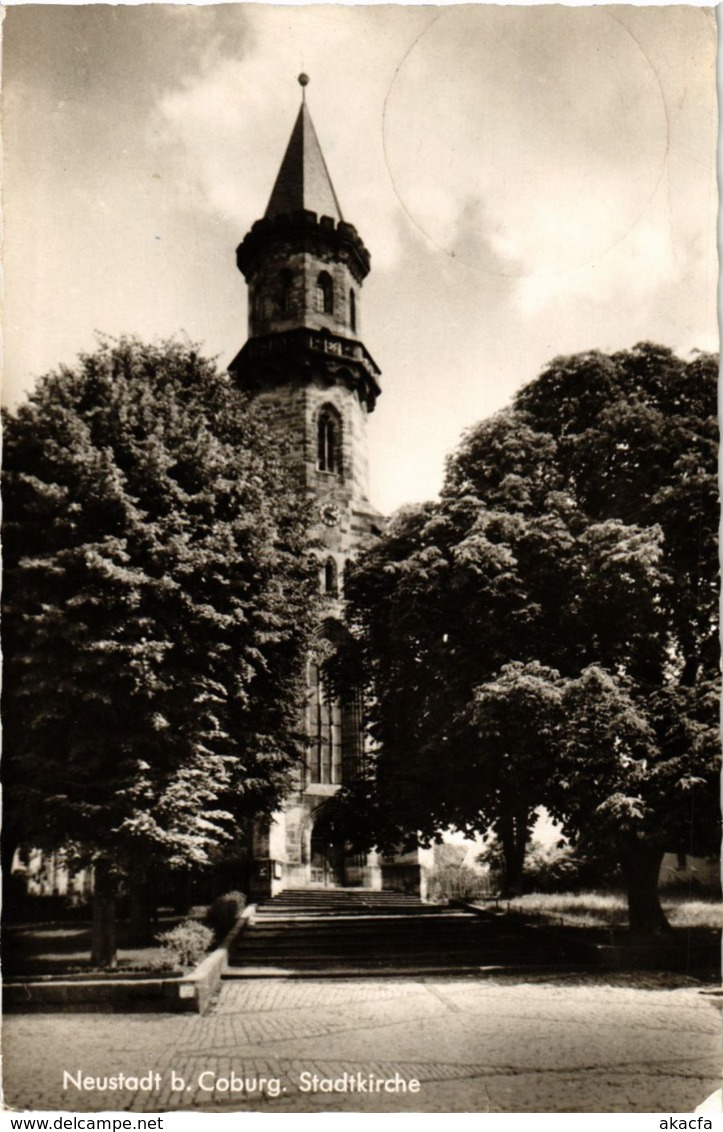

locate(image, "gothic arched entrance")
[[309, 807, 345, 887]]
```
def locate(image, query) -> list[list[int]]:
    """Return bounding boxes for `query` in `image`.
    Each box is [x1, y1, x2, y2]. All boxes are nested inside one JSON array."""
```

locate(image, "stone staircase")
[[225, 887, 550, 977]]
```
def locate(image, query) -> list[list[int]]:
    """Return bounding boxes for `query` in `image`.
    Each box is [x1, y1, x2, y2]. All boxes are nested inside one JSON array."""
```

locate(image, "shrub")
[[156, 919, 214, 969], [124, 952, 180, 973], [522, 840, 622, 893], [426, 864, 492, 903], [479, 834, 621, 895], [521, 842, 582, 893], [207, 891, 246, 939]]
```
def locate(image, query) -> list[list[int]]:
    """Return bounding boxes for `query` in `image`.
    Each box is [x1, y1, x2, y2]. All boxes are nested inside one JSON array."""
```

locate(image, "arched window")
[[317, 406, 341, 474], [308, 661, 342, 785], [323, 557, 339, 597], [349, 289, 356, 333], [315, 271, 334, 315], [279, 270, 293, 315]]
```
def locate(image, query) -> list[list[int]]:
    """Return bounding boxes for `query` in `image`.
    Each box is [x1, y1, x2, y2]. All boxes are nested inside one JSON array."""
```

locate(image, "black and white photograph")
[[2, 2, 720, 1117]]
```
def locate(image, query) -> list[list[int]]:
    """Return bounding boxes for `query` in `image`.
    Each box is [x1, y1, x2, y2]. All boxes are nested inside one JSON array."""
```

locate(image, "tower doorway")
[[309, 809, 345, 886]]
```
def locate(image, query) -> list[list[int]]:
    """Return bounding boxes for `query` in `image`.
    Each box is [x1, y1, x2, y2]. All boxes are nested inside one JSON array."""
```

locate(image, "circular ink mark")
[[382, 8, 669, 279]]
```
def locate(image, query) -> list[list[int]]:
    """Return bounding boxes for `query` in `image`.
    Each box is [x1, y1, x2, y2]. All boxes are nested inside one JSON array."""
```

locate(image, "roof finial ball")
[[298, 73, 310, 99]]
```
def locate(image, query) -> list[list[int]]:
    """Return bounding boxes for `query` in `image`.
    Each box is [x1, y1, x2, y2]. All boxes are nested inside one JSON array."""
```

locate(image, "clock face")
[[319, 502, 341, 527]]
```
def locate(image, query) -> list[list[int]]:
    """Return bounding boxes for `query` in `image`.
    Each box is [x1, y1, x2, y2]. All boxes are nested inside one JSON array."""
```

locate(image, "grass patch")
[[663, 895, 723, 930], [3, 917, 188, 978], [494, 891, 722, 931]]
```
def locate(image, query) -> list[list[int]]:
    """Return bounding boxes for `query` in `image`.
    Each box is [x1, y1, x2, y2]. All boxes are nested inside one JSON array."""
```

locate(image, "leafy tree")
[[479, 831, 622, 895], [341, 344, 718, 934], [450, 344, 718, 684], [339, 487, 666, 893], [3, 337, 318, 964], [465, 662, 563, 894]]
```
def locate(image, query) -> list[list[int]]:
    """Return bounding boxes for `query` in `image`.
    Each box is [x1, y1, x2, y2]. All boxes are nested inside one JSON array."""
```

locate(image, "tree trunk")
[[619, 841, 672, 939], [91, 859, 117, 968], [498, 807, 529, 897]]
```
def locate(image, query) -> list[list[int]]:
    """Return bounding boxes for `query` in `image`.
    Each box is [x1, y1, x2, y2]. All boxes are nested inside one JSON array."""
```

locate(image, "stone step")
[[232, 933, 549, 954], [236, 924, 504, 939], [242, 925, 491, 942], [251, 911, 475, 925], [259, 901, 427, 913], [235, 946, 534, 964], [257, 905, 441, 914], [226, 890, 531, 976], [229, 933, 536, 951], [268, 887, 421, 895], [229, 956, 529, 971], [260, 891, 424, 907], [254, 911, 459, 919], [222, 963, 523, 979], [239, 927, 486, 937]]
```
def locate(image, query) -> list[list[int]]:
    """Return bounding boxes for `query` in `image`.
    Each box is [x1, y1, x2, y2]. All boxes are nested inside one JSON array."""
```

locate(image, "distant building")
[[11, 847, 92, 903], [658, 853, 719, 892], [230, 78, 427, 898]]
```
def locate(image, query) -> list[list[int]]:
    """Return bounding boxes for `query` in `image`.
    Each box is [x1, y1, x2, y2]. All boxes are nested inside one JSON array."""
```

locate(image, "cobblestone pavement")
[[3, 975, 721, 1114]]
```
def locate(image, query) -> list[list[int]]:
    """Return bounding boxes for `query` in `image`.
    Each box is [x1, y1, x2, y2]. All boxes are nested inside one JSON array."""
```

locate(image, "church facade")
[[229, 79, 426, 899]]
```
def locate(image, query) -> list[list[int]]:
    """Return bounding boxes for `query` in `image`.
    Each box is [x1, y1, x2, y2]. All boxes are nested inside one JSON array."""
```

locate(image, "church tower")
[[230, 77, 424, 898], [230, 74, 381, 538]]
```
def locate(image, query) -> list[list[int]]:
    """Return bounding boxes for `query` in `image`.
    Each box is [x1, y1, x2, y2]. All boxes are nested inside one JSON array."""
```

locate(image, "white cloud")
[[4, 5, 717, 513]]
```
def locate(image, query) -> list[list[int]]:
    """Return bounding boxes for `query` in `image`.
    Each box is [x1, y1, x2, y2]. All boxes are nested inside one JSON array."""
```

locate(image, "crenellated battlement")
[[236, 209, 371, 283]]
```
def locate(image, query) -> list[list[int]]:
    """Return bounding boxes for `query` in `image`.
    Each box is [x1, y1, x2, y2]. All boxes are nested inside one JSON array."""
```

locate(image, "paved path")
[[4, 974, 720, 1113]]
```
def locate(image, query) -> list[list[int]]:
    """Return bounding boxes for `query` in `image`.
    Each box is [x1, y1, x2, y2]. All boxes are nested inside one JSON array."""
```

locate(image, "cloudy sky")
[[3, 4, 717, 514]]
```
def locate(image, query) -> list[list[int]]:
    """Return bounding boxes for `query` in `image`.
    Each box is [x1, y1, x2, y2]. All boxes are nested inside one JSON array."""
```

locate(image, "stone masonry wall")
[[248, 245, 360, 341], [253, 375, 372, 521]]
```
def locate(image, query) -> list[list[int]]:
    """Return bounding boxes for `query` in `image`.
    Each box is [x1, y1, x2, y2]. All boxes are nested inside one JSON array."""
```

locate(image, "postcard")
[[2, 3, 720, 1119]]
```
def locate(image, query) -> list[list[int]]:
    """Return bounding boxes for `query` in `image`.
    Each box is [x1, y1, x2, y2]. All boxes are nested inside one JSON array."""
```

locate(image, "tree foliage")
[[3, 338, 318, 917], [340, 344, 718, 930]]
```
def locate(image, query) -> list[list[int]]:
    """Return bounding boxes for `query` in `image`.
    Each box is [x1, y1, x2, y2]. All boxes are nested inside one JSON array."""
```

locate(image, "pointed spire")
[[265, 77, 343, 222]]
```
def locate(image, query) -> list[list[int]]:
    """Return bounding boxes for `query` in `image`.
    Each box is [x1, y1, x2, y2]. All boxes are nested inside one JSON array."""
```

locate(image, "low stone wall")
[[5, 975, 190, 1014], [380, 862, 426, 897], [4, 907, 255, 1015]]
